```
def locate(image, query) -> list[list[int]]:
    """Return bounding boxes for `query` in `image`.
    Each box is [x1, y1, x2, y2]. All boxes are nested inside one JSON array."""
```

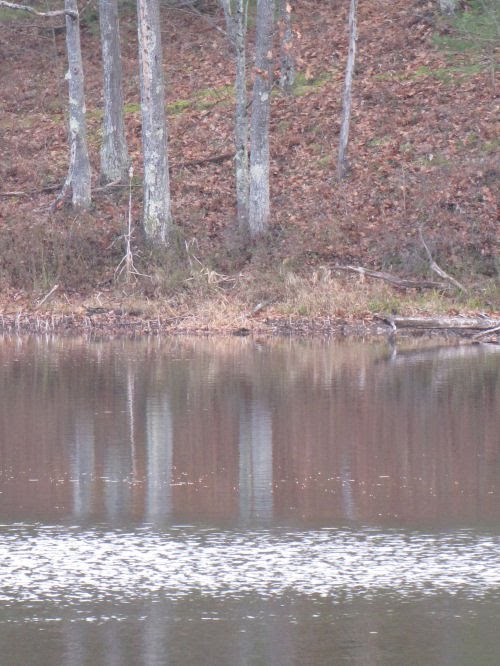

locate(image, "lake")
[[0, 335, 499, 665]]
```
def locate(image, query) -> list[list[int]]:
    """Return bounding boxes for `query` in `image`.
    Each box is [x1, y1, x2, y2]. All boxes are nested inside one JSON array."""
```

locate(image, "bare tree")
[[220, 0, 250, 231], [248, 0, 275, 236], [137, 0, 172, 243], [99, 0, 129, 183], [337, 0, 358, 180]]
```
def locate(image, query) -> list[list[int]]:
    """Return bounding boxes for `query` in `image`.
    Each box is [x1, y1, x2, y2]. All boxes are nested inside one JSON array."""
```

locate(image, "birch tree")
[[99, 0, 128, 183], [137, 0, 172, 243], [337, 0, 358, 180], [248, 0, 275, 236], [219, 0, 249, 231]]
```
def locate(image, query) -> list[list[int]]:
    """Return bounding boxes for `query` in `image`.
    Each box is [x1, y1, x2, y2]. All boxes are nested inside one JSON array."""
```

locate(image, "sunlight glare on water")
[[1, 526, 499, 607]]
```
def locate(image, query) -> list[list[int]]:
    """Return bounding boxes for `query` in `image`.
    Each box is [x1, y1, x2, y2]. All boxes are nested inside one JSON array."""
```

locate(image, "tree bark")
[[137, 0, 172, 243], [234, 0, 249, 231], [99, 0, 128, 183], [248, 0, 274, 236], [337, 0, 358, 180], [438, 0, 456, 15], [63, 0, 91, 210], [278, 0, 294, 92], [219, 0, 249, 232]]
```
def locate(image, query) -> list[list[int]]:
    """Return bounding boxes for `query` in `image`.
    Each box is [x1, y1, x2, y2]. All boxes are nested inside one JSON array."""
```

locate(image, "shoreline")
[[0, 308, 381, 339], [1, 306, 498, 344]]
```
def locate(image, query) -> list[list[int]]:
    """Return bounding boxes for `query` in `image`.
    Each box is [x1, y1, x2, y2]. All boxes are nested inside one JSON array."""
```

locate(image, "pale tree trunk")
[[137, 0, 171, 243], [248, 0, 274, 236], [438, 0, 456, 15], [63, 0, 91, 209], [0, 0, 91, 209], [337, 0, 358, 180], [278, 0, 294, 92], [99, 0, 128, 183], [234, 0, 249, 231], [219, 0, 249, 231]]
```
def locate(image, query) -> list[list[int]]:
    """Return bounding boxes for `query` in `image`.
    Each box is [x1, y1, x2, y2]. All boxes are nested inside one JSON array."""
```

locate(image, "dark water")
[[0, 336, 499, 665]]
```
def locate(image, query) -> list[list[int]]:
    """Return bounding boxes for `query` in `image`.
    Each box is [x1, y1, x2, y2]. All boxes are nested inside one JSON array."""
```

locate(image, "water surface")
[[0, 336, 499, 664]]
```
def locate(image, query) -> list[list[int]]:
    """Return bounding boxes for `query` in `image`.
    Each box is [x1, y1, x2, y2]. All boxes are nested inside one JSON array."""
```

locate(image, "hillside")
[[0, 0, 498, 333]]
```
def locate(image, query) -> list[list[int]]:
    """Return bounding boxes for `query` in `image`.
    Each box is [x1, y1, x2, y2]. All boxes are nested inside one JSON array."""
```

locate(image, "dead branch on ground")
[[472, 323, 500, 341], [0, 0, 76, 18], [419, 227, 467, 293], [34, 284, 59, 310], [334, 265, 449, 290], [175, 152, 234, 169], [377, 315, 500, 332]]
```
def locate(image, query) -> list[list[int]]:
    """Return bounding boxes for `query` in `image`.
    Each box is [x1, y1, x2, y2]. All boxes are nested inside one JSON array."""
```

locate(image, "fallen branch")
[[472, 324, 500, 340], [34, 284, 59, 310], [378, 315, 500, 331], [335, 265, 448, 290], [0, 183, 62, 197], [0, 191, 29, 198], [1, 154, 232, 200], [0, 0, 76, 18], [175, 152, 234, 169], [419, 227, 467, 293], [251, 299, 275, 316]]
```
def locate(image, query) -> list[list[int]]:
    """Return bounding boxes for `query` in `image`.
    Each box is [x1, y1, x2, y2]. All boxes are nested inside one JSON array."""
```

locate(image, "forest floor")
[[0, 0, 498, 337]]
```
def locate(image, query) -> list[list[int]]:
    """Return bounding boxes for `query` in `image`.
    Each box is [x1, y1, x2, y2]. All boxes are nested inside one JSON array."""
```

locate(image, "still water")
[[0, 336, 499, 665]]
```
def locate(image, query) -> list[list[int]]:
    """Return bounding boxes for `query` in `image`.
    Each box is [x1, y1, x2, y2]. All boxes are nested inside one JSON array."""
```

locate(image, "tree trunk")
[[64, 0, 91, 210], [337, 0, 358, 180], [234, 0, 249, 231], [99, 0, 128, 183], [137, 0, 172, 243], [219, 0, 249, 231], [248, 0, 274, 236], [278, 0, 294, 92]]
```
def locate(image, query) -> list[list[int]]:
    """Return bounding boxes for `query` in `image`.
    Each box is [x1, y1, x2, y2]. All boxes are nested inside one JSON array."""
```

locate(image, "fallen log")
[[378, 315, 500, 331], [472, 324, 500, 341]]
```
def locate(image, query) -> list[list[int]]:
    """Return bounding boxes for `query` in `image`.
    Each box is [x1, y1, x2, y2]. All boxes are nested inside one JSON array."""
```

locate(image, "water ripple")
[[1, 526, 499, 605]]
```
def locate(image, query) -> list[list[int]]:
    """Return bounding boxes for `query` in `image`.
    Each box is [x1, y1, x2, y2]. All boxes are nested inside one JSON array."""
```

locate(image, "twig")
[[419, 227, 467, 293]]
